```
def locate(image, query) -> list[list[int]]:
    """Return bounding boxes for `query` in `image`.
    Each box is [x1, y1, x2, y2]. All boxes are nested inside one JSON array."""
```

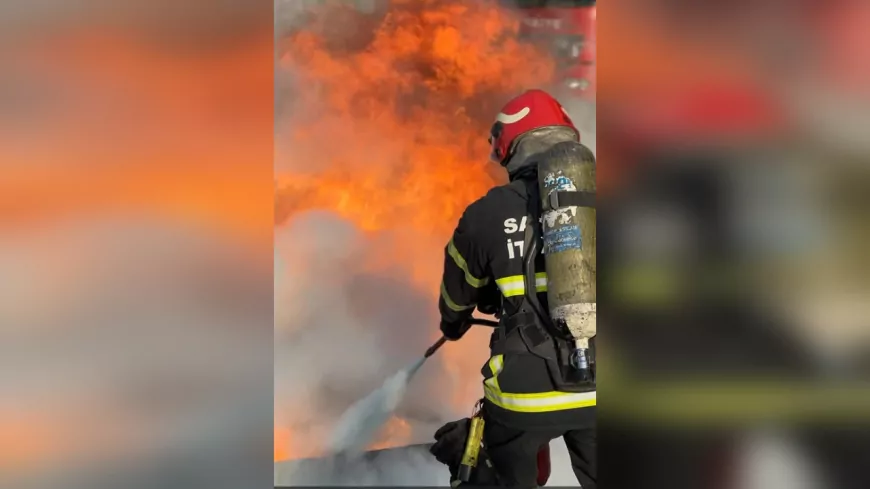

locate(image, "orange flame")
[[369, 415, 414, 451], [275, 0, 554, 461], [274, 426, 295, 462], [275, 0, 553, 234]]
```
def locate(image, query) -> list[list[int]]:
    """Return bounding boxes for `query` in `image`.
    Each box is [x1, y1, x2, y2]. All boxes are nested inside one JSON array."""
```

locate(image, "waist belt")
[[491, 311, 596, 393], [491, 312, 552, 356]]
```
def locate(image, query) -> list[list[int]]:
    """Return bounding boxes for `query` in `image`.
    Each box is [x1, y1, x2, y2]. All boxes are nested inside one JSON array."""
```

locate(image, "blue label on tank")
[[544, 225, 582, 254], [544, 172, 577, 192]]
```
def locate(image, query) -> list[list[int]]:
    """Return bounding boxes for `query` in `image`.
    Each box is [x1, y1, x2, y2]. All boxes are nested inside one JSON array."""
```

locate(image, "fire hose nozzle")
[[424, 318, 496, 359], [424, 336, 448, 358]]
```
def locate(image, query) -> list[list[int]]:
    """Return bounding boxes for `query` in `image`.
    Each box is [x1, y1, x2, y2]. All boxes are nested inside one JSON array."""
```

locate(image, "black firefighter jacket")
[[438, 176, 596, 431]]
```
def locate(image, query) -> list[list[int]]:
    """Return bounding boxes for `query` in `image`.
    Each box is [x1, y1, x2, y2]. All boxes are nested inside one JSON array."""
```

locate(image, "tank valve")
[[570, 347, 588, 370], [570, 347, 593, 383]]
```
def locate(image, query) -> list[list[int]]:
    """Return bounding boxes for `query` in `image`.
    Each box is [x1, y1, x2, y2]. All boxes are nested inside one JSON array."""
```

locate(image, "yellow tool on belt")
[[457, 400, 485, 483]]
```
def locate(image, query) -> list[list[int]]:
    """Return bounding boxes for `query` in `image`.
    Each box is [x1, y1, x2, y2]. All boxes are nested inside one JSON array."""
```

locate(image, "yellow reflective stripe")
[[484, 385, 597, 412], [440, 282, 475, 312], [483, 352, 595, 412], [447, 239, 490, 288], [495, 273, 548, 297], [484, 354, 504, 392], [495, 276, 524, 297], [534, 272, 547, 293]]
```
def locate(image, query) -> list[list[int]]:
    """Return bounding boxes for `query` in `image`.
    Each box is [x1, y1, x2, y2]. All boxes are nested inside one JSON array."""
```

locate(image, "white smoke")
[[274, 211, 468, 484], [273, 432, 583, 486], [275, 444, 447, 486], [274, 212, 464, 445]]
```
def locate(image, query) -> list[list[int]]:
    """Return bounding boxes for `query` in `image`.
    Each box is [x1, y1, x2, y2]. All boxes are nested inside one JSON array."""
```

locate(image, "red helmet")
[[489, 89, 579, 166]]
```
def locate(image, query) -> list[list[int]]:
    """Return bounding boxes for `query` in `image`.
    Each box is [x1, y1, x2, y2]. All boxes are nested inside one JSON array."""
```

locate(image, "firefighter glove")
[[430, 418, 470, 468], [440, 319, 471, 341]]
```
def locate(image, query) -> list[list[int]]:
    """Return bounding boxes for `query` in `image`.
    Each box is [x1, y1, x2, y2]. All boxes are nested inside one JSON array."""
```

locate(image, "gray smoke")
[[274, 434, 582, 486], [274, 212, 464, 483], [275, 443, 446, 486]]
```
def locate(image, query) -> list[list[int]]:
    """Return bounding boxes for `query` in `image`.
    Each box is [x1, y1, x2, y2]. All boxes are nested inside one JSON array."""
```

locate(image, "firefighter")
[[437, 89, 596, 488]]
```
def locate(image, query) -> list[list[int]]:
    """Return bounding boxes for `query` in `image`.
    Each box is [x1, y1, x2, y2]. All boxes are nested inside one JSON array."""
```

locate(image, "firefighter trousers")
[[483, 413, 596, 488]]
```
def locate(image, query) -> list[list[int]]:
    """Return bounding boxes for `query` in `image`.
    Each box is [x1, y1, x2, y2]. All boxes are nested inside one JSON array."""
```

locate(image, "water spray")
[[326, 318, 497, 458]]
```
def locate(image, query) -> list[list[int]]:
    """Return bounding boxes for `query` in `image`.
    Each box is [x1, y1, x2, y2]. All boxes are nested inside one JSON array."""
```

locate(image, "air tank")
[[538, 142, 596, 373]]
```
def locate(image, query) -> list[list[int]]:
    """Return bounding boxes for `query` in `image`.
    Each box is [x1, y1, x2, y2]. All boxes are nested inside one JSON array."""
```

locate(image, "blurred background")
[[597, 1, 870, 488], [0, 1, 274, 488]]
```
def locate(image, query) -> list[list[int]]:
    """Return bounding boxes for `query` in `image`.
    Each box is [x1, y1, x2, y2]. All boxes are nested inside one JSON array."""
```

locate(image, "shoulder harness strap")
[[541, 189, 596, 211]]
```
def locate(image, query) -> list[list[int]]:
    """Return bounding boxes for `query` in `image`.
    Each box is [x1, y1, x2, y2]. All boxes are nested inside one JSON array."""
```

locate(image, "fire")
[[275, 0, 553, 234], [274, 426, 296, 462], [369, 415, 413, 451], [275, 0, 554, 461]]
